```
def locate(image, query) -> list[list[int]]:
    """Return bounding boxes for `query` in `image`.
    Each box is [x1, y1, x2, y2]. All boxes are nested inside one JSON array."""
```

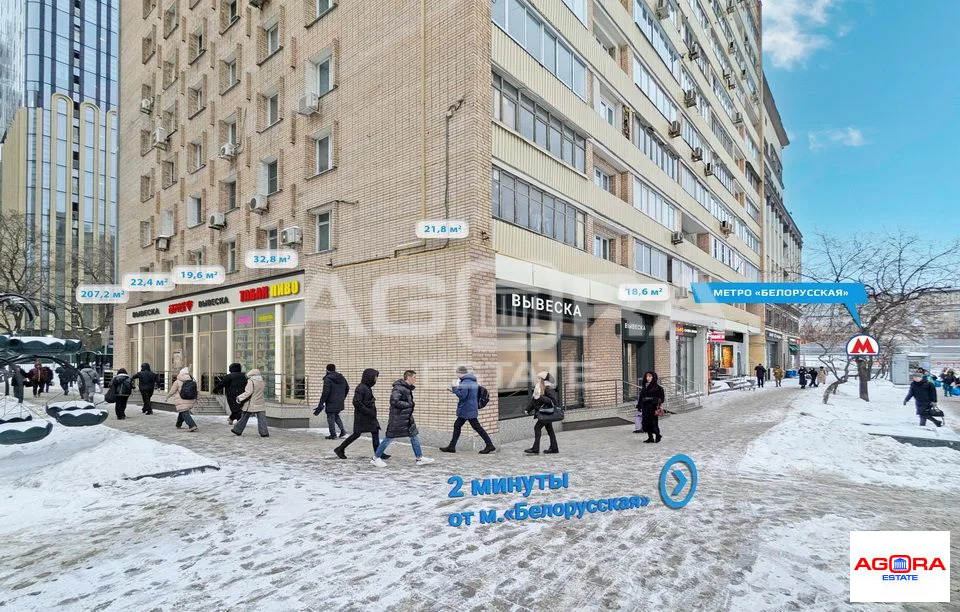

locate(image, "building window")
[[222, 0, 239, 28], [315, 210, 332, 252], [161, 208, 175, 236], [190, 27, 205, 62], [187, 195, 203, 227], [140, 220, 153, 248], [492, 167, 585, 249], [267, 227, 279, 250], [263, 159, 279, 194], [223, 58, 238, 91], [162, 158, 177, 188], [314, 134, 331, 174], [316, 0, 333, 17], [265, 23, 280, 56], [190, 141, 204, 171], [491, 0, 588, 99], [188, 85, 204, 115], [594, 168, 612, 192], [634, 239, 668, 280], [163, 4, 178, 38], [188, 248, 204, 266], [266, 92, 279, 126], [492, 73, 585, 172], [594, 235, 614, 261], [600, 97, 616, 126], [223, 179, 237, 210], [562, 0, 587, 25], [309, 54, 333, 96], [225, 239, 237, 272], [633, 176, 678, 230]]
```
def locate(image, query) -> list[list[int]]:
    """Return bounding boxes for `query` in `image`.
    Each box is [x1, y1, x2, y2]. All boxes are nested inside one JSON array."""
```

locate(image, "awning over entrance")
[[788, 344, 800, 352]]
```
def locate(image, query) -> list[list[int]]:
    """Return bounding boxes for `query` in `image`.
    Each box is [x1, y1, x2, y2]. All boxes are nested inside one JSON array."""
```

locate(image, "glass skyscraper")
[[0, 0, 119, 341]]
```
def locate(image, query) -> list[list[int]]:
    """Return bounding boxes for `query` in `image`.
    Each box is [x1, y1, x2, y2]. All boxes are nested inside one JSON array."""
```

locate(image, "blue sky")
[[762, 0, 960, 241]]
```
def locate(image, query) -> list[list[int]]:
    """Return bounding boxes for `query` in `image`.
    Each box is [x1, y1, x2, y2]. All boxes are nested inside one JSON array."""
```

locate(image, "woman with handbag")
[[637, 371, 665, 443], [524, 371, 561, 455]]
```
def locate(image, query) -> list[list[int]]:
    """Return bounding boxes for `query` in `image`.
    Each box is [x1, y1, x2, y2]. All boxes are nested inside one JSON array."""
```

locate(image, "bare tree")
[[0, 213, 57, 332], [797, 231, 960, 403]]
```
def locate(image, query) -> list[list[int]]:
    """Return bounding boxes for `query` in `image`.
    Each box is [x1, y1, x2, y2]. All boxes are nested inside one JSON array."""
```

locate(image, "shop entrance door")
[[623, 342, 642, 401], [557, 336, 583, 409]]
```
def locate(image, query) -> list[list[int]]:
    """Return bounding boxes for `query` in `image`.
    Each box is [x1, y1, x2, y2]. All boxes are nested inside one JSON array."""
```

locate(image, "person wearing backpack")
[[439, 366, 496, 454], [107, 368, 134, 420], [232, 368, 269, 437], [167, 367, 199, 432]]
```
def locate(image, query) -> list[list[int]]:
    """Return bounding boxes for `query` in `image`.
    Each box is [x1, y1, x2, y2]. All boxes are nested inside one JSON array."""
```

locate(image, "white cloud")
[[808, 127, 867, 151], [763, 0, 840, 69]]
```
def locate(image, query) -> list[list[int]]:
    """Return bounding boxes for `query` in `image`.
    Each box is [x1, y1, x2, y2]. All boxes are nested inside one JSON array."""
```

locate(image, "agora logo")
[[854, 556, 946, 572]]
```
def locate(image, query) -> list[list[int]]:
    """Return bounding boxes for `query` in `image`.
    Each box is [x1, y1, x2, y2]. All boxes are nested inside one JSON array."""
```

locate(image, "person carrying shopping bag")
[[524, 371, 562, 455]]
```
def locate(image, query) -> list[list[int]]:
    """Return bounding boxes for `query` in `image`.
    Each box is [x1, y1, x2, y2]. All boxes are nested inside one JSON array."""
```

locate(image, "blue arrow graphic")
[[671, 469, 687, 496]]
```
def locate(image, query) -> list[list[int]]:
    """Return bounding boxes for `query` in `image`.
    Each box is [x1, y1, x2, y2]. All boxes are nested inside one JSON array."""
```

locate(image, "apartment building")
[[117, 0, 784, 440], [0, 0, 119, 346], [753, 75, 802, 370]]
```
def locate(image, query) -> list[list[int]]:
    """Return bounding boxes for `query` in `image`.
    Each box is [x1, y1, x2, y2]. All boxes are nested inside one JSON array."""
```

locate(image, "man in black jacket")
[[216, 363, 247, 425], [904, 372, 942, 427], [754, 363, 766, 388], [371, 370, 434, 467], [334, 368, 389, 460], [132, 363, 160, 415], [314, 364, 349, 439]]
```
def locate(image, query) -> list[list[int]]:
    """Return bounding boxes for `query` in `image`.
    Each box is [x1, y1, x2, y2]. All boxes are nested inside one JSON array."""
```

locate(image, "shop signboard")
[[708, 331, 726, 343], [621, 311, 654, 341], [124, 273, 304, 324], [496, 290, 592, 322], [675, 322, 698, 336], [766, 330, 783, 340]]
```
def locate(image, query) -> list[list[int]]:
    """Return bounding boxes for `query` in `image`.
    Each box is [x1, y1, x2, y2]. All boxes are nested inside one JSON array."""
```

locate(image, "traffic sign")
[[846, 334, 880, 356]]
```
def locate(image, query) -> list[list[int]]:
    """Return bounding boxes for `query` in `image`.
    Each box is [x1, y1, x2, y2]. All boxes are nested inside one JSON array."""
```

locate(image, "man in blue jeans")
[[440, 366, 496, 454], [371, 370, 434, 467]]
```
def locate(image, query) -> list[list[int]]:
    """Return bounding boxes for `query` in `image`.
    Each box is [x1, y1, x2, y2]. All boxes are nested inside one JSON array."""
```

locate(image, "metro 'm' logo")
[[854, 556, 946, 572], [845, 333, 880, 356]]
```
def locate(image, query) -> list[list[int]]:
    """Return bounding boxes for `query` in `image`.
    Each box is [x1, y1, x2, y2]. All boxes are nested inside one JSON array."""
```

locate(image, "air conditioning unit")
[[218, 143, 237, 160], [726, 1, 736, 13], [155, 236, 170, 251], [728, 41, 736, 55], [733, 112, 744, 125], [280, 226, 303, 246], [750, 92, 760, 104], [249, 0, 266, 7], [297, 93, 320, 116], [704, 163, 714, 176], [670, 231, 685, 245], [150, 128, 167, 150], [683, 89, 697, 108], [248, 195, 268, 214], [720, 220, 733, 234], [140, 98, 154, 114], [668, 120, 682, 138], [723, 69, 733, 81], [688, 43, 701, 60], [691, 147, 703, 162], [208, 212, 226, 229], [655, 0, 670, 19]]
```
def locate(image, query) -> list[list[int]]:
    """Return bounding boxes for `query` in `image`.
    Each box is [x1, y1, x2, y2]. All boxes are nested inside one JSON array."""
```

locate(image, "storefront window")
[[234, 309, 255, 369], [169, 317, 193, 375], [283, 302, 305, 401]]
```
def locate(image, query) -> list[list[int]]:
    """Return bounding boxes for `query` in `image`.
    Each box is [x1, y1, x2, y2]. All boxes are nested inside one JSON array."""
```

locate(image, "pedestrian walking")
[[524, 371, 561, 455], [107, 368, 134, 420], [29, 362, 43, 397], [232, 368, 269, 437], [131, 363, 159, 415], [772, 366, 784, 387], [216, 363, 247, 425], [637, 371, 665, 443], [754, 363, 766, 388], [79, 365, 99, 403], [440, 366, 496, 454], [41, 366, 54, 393], [817, 367, 827, 387], [904, 371, 942, 427], [798, 366, 808, 389], [55, 364, 71, 394], [10, 366, 25, 404], [371, 370, 434, 467], [939, 369, 955, 399], [334, 368, 388, 459], [167, 367, 199, 432], [314, 364, 349, 439]]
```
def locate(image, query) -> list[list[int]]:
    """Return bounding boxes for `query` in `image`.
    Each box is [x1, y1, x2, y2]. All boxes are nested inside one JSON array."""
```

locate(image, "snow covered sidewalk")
[[739, 379, 960, 491]]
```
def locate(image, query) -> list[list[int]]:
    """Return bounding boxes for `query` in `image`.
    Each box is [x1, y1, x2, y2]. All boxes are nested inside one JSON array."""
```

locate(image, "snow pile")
[[739, 379, 960, 491], [0, 425, 217, 530]]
